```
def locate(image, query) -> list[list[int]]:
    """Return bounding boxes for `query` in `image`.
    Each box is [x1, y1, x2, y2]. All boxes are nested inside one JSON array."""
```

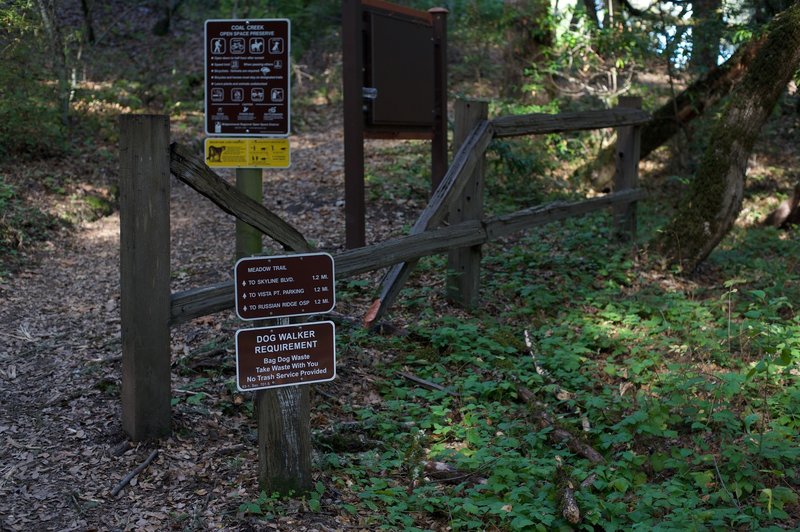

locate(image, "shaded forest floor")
[[2, 2, 800, 531]]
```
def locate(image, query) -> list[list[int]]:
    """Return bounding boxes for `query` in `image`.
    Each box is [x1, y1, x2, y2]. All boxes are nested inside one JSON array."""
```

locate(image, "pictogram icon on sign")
[[231, 38, 245, 53], [250, 38, 265, 53], [269, 38, 284, 54]]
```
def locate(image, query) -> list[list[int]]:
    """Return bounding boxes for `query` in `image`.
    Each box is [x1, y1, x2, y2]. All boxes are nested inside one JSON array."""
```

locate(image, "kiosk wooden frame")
[[342, 0, 448, 248]]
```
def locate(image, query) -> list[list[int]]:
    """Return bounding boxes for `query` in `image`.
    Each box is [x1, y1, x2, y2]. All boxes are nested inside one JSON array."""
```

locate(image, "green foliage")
[[0, 1, 67, 157], [0, 174, 62, 276], [212, 0, 340, 57], [319, 203, 800, 528]]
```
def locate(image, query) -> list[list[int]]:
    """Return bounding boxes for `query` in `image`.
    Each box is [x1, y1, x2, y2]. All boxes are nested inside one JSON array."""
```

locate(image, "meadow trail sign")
[[234, 252, 335, 320], [233, 253, 338, 393], [205, 19, 290, 137]]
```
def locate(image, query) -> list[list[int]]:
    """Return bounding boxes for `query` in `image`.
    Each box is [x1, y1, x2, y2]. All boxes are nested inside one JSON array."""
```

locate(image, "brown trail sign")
[[205, 19, 290, 137], [235, 321, 336, 391], [234, 252, 335, 320]]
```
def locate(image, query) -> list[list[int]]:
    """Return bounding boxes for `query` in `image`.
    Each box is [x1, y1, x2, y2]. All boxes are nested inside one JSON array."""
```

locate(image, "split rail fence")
[[120, 98, 649, 442]]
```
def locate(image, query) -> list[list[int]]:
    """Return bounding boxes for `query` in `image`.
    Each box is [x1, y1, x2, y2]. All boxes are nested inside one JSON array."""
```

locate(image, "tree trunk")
[[580, 34, 766, 188], [35, 0, 69, 127], [80, 0, 95, 44], [690, 0, 723, 73], [653, 2, 800, 272], [502, 0, 553, 101], [582, 0, 601, 28]]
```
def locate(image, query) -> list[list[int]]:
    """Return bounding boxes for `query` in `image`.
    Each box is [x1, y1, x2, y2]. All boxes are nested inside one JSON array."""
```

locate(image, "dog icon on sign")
[[268, 38, 284, 54], [207, 145, 226, 162]]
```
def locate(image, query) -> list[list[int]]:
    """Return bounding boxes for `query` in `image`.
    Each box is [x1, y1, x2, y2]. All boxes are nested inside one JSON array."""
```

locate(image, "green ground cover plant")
[[3, 1, 798, 528], [241, 201, 799, 529]]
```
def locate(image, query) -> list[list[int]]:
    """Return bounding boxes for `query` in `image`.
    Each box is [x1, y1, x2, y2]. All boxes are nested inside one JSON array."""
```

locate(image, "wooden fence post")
[[235, 168, 312, 495], [120, 114, 171, 441], [613, 96, 642, 241], [235, 168, 264, 258], [342, 0, 366, 249], [257, 384, 312, 495], [429, 7, 449, 193], [447, 100, 487, 308]]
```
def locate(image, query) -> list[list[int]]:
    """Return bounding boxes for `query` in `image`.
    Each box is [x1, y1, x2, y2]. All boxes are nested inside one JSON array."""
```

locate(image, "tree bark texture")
[[35, 0, 70, 126], [654, 2, 800, 271], [640, 34, 764, 159], [502, 0, 553, 101]]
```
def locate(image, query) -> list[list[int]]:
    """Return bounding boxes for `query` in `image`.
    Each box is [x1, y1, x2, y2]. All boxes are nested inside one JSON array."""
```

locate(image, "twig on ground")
[[423, 460, 487, 486], [516, 385, 604, 464], [89, 354, 122, 364], [174, 389, 214, 398], [712, 455, 742, 511], [523, 329, 572, 401], [555, 455, 581, 525], [314, 388, 340, 402], [580, 472, 597, 489], [110, 440, 131, 457], [111, 449, 159, 497], [397, 371, 461, 396]]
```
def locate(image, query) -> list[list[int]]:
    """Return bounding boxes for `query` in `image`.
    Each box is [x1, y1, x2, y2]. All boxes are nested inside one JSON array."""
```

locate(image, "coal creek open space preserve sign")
[[205, 19, 290, 136]]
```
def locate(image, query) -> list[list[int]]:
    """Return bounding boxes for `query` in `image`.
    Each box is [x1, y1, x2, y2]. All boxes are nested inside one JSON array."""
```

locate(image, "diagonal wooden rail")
[[167, 103, 650, 325], [170, 143, 312, 252], [121, 102, 649, 445]]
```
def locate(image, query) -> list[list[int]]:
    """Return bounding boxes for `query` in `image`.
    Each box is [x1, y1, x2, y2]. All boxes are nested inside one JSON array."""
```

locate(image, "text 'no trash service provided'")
[[235, 321, 336, 391], [234, 252, 335, 320]]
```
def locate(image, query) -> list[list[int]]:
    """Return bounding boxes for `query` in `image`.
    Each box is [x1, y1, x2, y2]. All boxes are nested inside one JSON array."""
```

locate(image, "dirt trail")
[[0, 119, 414, 530]]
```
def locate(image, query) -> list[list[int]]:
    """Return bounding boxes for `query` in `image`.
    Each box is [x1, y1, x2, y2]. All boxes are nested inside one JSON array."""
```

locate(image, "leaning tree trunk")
[[638, 36, 764, 161], [653, 2, 800, 272], [580, 33, 766, 188]]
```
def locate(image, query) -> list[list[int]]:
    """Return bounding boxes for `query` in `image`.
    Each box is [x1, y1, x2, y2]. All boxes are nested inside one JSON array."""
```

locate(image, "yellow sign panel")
[[204, 138, 291, 168]]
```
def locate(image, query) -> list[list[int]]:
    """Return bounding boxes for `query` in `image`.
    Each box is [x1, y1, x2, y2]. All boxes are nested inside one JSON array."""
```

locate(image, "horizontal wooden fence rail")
[[165, 99, 650, 326], [168, 189, 646, 325], [491, 108, 651, 138], [485, 188, 647, 240]]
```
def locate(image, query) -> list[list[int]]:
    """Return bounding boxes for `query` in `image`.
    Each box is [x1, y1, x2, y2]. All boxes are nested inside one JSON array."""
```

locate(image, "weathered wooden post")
[[447, 100, 488, 308], [430, 7, 449, 192], [256, 383, 312, 494], [342, 0, 366, 249], [235, 168, 264, 258], [235, 168, 313, 495], [119, 114, 172, 441], [613, 96, 642, 241]]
